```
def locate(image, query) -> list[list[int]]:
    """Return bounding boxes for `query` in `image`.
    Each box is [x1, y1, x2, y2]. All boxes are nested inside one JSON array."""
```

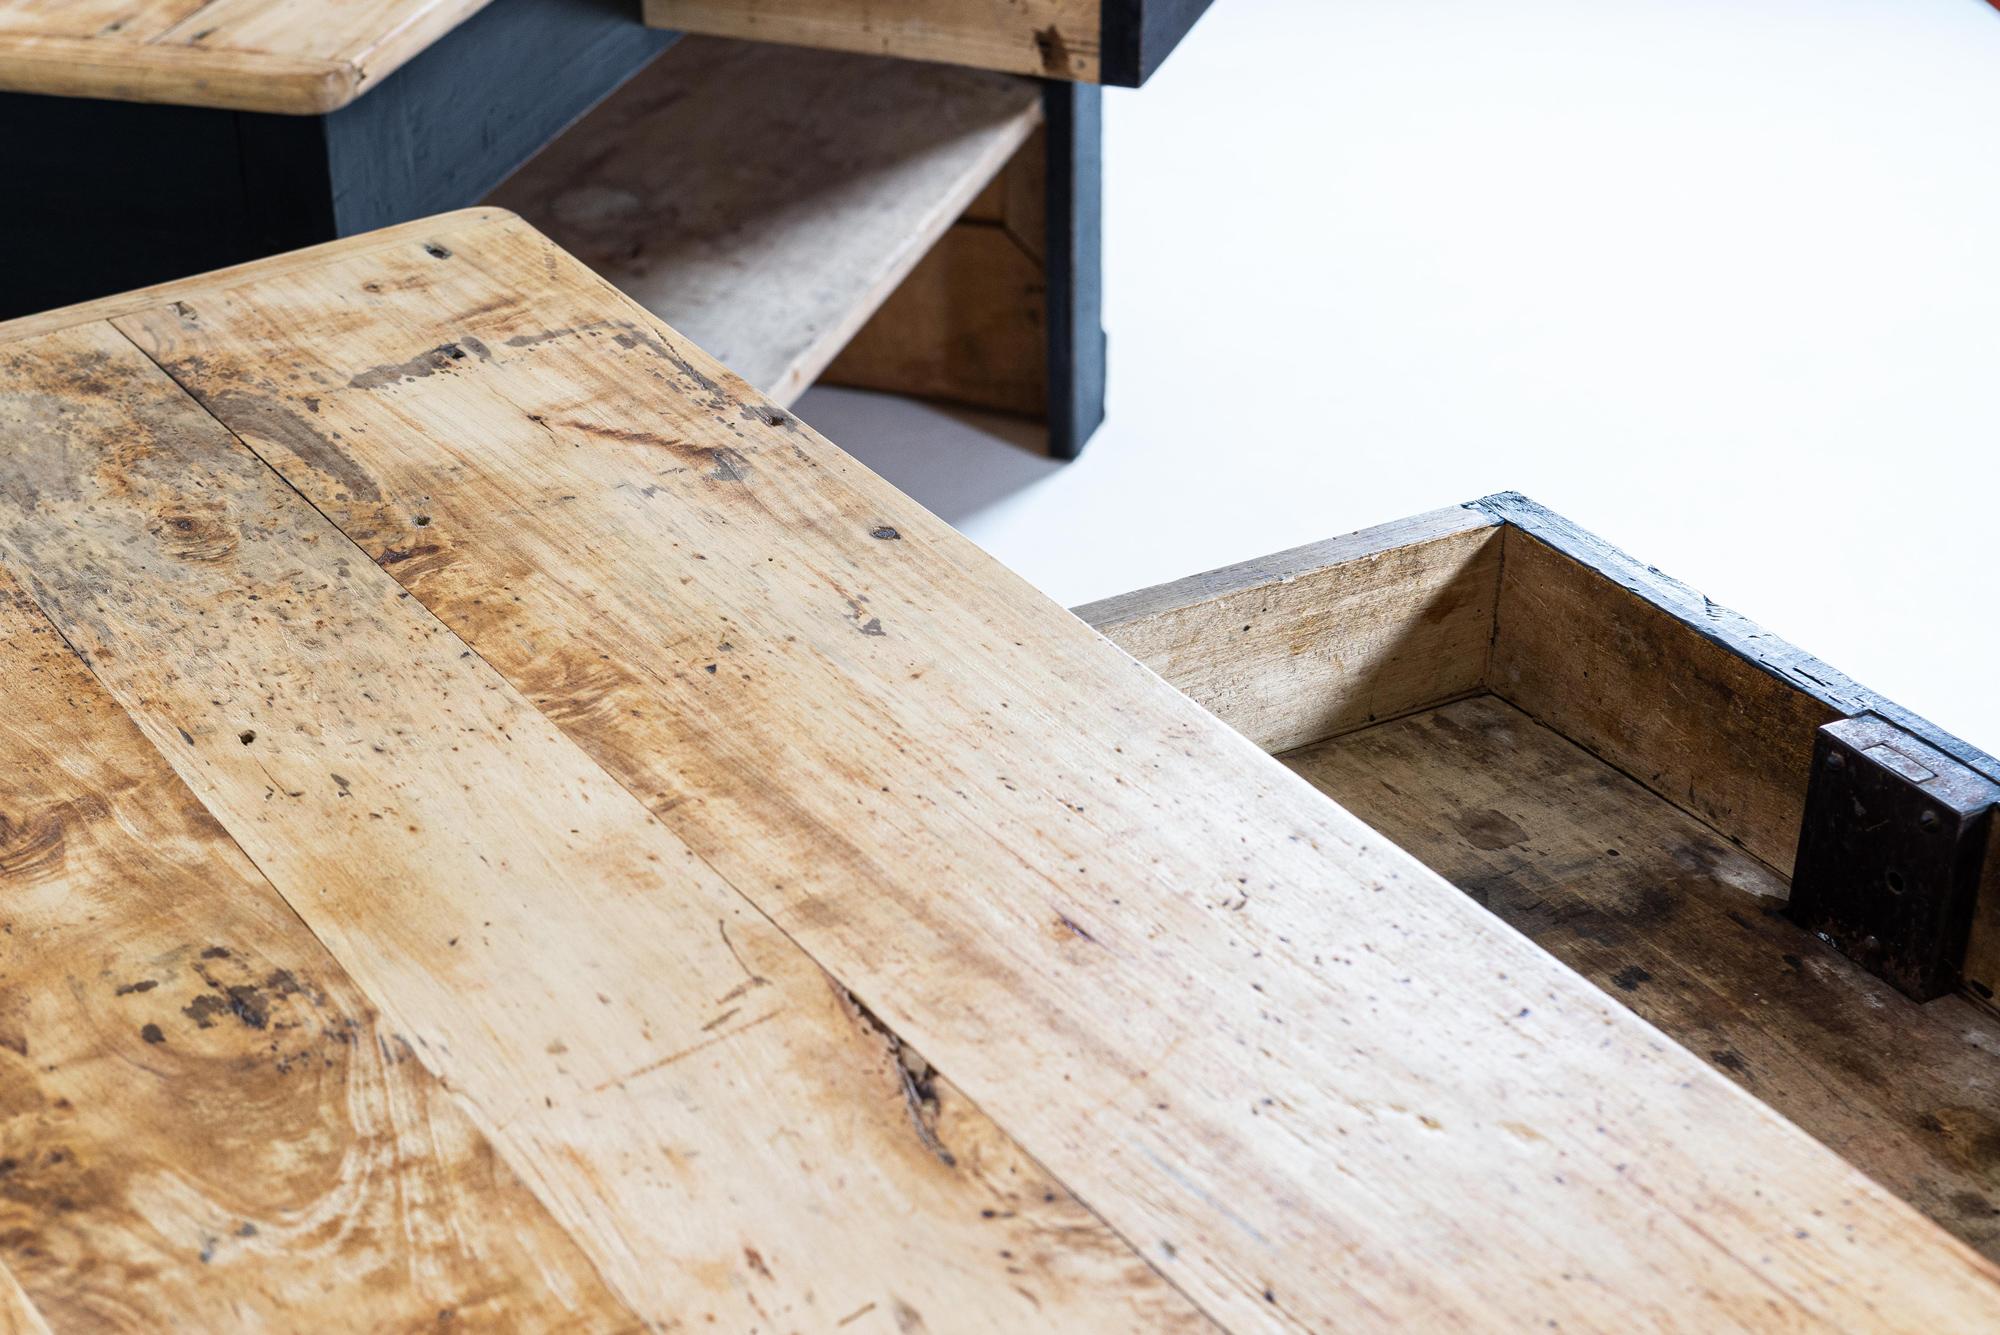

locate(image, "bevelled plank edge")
[[0, 39, 356, 113], [0, 208, 518, 345], [150, 0, 495, 110], [641, 0, 1104, 82]]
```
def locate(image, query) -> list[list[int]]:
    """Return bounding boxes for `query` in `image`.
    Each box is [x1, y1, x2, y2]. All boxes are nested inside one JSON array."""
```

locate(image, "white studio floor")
[[795, 0, 2000, 752]]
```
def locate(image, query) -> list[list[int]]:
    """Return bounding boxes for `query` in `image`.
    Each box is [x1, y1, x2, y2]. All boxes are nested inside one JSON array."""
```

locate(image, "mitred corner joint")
[[1788, 715, 2000, 1002]]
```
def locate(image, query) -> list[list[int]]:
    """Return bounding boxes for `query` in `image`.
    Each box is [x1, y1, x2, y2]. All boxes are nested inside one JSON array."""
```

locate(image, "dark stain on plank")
[[192, 391, 383, 504], [346, 338, 492, 391]]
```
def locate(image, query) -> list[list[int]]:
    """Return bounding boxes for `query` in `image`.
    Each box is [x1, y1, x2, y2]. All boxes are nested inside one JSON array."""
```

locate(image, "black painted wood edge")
[[1045, 81, 1106, 460], [1099, 0, 1217, 87], [1465, 490, 2000, 788]]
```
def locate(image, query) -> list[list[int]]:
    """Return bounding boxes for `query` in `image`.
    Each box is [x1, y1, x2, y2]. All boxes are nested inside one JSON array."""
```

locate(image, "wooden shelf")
[[489, 36, 1043, 407]]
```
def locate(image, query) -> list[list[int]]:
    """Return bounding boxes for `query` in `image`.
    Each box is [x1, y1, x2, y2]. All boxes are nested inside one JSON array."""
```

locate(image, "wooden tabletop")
[[0, 0, 489, 112], [0, 209, 1996, 1331]]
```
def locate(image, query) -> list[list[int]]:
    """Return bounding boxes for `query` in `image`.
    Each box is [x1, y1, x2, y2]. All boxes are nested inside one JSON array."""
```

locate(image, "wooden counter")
[[1, 209, 1994, 1330]]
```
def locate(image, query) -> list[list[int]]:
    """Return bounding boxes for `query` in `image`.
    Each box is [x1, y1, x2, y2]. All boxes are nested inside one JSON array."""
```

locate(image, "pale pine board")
[[0, 570, 633, 1329], [95, 213, 2000, 1329], [0, 323, 1201, 1332], [0, 0, 489, 111], [1075, 507, 1504, 751], [490, 37, 1042, 407]]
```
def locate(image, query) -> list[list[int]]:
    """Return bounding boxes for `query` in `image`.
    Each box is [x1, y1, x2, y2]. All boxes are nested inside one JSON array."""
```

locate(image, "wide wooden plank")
[[644, 0, 1100, 81], [1077, 507, 1502, 751], [1491, 525, 1843, 875], [0, 0, 489, 111], [0, 570, 632, 1328], [1286, 694, 2000, 1265], [0, 321, 1202, 1332], [112, 214, 2000, 1329], [490, 37, 1041, 407]]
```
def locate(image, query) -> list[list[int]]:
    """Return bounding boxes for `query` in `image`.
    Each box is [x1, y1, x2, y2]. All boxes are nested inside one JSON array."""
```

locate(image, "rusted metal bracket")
[[1788, 715, 2000, 1002]]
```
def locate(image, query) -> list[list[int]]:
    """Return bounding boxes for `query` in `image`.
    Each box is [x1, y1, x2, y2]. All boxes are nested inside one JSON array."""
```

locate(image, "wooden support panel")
[[825, 80, 1106, 459], [490, 36, 1042, 408], [1074, 506, 1502, 752], [643, 0, 1217, 86], [819, 126, 1051, 419]]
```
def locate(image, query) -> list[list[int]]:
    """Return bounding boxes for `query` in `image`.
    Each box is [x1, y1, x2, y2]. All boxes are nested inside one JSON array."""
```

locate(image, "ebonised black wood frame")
[[1101, 0, 1218, 87], [1045, 81, 1106, 459]]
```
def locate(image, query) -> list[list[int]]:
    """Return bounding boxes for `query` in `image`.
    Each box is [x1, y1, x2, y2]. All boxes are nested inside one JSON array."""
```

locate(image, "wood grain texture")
[[96, 212, 2000, 1329], [1286, 694, 2000, 1265], [822, 128, 1050, 418], [489, 36, 1041, 407], [0, 321, 1201, 1331], [0, 0, 489, 111], [0, 1262, 48, 1335], [1491, 525, 1843, 875], [1078, 508, 1503, 752], [643, 0, 1101, 81], [0, 570, 632, 1328]]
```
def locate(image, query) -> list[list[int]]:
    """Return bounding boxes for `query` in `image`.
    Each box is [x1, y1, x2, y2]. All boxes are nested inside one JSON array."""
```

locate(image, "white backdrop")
[[797, 0, 2000, 749]]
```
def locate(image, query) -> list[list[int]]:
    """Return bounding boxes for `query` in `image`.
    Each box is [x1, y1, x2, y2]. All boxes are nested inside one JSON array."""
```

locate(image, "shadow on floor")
[[791, 386, 1065, 526]]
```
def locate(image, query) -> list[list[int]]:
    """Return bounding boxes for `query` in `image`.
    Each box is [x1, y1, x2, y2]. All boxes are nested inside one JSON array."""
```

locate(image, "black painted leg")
[[1044, 81, 1107, 460]]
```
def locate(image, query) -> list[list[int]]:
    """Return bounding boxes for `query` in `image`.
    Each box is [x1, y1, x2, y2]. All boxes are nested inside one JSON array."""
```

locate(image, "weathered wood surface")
[[0, 569, 634, 1328], [1287, 694, 2000, 1265], [1491, 526, 1844, 877], [4, 210, 2000, 1327], [643, 0, 1101, 81], [1077, 508, 1502, 752], [490, 37, 1041, 408], [0, 323, 1199, 1330], [0, 0, 489, 112]]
